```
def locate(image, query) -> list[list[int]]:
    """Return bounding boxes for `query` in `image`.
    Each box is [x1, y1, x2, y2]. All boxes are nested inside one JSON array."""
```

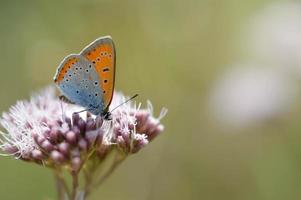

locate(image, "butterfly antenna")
[[110, 94, 138, 113]]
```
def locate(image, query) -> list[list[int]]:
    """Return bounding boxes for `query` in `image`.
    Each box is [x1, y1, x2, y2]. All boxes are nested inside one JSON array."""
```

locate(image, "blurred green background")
[[2, 0, 301, 199]]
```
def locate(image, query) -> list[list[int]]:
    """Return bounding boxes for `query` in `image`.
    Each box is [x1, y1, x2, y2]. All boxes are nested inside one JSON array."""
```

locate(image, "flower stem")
[[54, 174, 64, 200], [54, 170, 70, 200], [95, 156, 124, 187], [84, 153, 126, 199], [70, 172, 79, 200]]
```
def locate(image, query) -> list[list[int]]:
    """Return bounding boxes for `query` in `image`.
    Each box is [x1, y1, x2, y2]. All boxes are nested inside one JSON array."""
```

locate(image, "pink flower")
[[0, 86, 167, 200]]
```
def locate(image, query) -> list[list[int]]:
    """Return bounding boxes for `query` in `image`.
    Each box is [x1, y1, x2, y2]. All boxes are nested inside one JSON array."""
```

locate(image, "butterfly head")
[[102, 111, 112, 120], [87, 104, 112, 120]]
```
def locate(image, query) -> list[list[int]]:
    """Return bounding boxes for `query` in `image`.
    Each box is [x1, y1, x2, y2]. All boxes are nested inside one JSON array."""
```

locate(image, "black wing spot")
[[75, 67, 78, 70], [69, 74, 72, 77], [76, 91, 79, 94], [92, 61, 96, 64], [95, 93, 98, 96], [103, 68, 109, 72], [94, 81, 98, 85], [80, 67, 82, 70], [97, 57, 100, 61], [66, 79, 69, 82], [89, 64, 92, 68], [89, 94, 92, 97], [104, 80, 108, 83], [86, 69, 89, 73], [103, 91, 106, 94]]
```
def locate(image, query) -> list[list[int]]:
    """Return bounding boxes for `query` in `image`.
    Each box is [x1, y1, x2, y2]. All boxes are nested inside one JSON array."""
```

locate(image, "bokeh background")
[[1, 0, 301, 199]]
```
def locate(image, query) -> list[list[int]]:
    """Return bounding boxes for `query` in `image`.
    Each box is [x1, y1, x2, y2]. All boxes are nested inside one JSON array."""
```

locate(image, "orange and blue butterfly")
[[54, 36, 115, 119]]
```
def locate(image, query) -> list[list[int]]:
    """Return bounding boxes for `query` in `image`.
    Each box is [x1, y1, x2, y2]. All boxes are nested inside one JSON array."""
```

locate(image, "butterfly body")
[[54, 36, 115, 116]]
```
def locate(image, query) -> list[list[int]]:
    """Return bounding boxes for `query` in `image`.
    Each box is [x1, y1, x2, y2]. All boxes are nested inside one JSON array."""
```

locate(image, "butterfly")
[[54, 36, 115, 119]]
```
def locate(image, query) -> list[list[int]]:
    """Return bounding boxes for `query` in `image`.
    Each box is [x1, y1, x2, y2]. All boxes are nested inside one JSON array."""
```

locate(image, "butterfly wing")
[[80, 36, 116, 112], [54, 54, 105, 115]]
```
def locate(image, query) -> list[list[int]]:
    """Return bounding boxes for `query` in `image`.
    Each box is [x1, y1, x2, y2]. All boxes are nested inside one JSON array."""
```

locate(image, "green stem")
[[54, 170, 70, 200], [84, 153, 126, 199], [95, 156, 125, 187], [70, 172, 79, 200]]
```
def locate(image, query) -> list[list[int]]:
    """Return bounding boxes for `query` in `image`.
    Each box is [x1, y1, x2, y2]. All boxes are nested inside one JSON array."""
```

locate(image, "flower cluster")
[[0, 86, 167, 199], [0, 86, 166, 165]]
